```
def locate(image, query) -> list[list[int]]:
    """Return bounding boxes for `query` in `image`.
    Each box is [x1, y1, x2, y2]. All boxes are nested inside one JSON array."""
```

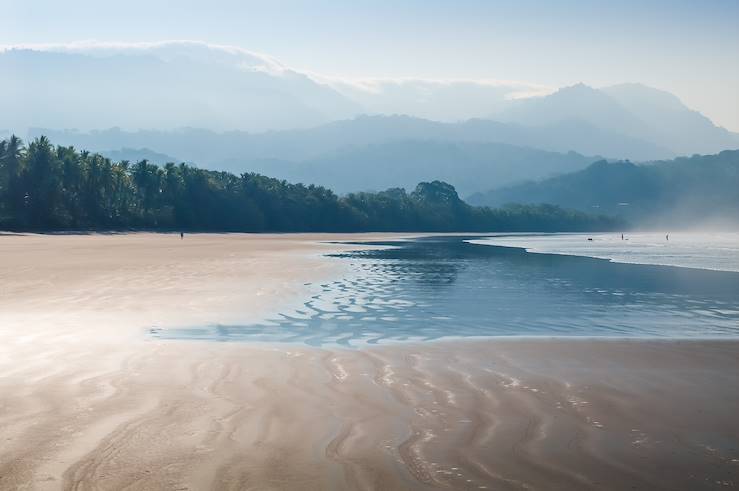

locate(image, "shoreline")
[[469, 231, 739, 273], [148, 333, 739, 352]]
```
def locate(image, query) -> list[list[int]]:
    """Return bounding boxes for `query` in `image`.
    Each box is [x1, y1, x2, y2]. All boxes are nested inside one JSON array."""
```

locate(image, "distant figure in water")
[[621, 233, 624, 240], [180, 232, 184, 240], [666, 233, 669, 241], [587, 237, 593, 241]]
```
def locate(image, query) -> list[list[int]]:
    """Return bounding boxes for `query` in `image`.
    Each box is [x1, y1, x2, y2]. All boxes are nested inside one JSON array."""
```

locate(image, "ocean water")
[[469, 232, 739, 273], [151, 236, 739, 346]]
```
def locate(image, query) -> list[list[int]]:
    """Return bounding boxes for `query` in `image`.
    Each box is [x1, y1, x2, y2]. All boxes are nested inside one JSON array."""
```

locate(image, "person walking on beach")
[[180, 232, 184, 240]]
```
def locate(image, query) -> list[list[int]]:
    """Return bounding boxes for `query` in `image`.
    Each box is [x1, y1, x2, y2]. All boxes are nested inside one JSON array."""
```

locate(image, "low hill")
[[468, 151, 739, 227], [99, 148, 185, 166], [220, 140, 597, 196]]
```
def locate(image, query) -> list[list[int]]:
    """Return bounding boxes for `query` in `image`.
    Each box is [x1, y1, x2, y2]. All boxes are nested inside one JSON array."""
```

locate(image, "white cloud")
[[1, 39, 552, 100], [0, 40, 556, 126], [0, 40, 290, 76]]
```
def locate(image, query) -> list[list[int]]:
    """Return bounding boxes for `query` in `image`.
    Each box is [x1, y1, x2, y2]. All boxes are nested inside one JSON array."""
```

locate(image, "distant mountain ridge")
[[30, 121, 601, 196], [29, 108, 739, 197], [468, 150, 739, 227], [0, 44, 360, 132], [496, 83, 739, 157], [232, 140, 597, 196], [30, 114, 668, 163], [3, 42, 738, 161], [99, 148, 185, 166]]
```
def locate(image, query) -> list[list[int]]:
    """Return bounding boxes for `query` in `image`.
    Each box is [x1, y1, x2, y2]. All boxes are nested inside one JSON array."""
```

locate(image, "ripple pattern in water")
[[150, 236, 739, 346]]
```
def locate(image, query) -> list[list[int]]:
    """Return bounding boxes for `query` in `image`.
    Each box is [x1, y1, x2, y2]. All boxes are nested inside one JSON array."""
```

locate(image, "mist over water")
[[151, 236, 739, 347]]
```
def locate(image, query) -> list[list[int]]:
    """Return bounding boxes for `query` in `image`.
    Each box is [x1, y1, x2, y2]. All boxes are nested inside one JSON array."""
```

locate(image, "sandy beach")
[[0, 233, 737, 490]]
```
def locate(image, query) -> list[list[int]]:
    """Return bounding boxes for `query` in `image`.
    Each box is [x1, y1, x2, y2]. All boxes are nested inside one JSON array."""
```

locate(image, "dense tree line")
[[0, 136, 621, 232]]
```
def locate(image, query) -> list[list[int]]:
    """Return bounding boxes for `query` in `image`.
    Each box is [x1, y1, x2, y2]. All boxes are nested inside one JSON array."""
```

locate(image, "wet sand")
[[0, 233, 737, 490]]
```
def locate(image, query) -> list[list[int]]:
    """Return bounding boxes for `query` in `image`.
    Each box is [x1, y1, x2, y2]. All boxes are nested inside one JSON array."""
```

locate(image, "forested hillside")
[[0, 136, 620, 232], [469, 150, 739, 226]]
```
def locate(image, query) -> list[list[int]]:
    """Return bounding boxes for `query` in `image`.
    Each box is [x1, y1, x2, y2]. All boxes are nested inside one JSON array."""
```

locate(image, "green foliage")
[[0, 136, 622, 232], [470, 151, 739, 225]]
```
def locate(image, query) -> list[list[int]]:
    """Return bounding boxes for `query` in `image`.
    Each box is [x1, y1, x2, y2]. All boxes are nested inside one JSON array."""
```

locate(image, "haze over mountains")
[[32, 119, 605, 195], [497, 83, 739, 157], [31, 115, 661, 165], [1, 41, 540, 133], [469, 151, 739, 227], [4, 41, 739, 200]]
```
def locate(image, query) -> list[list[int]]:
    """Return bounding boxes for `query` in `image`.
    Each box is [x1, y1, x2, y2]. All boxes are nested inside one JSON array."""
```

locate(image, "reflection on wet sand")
[[2, 335, 737, 490]]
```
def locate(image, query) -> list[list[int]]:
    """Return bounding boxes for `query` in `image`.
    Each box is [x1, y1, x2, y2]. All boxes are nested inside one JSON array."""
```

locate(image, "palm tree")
[[0, 139, 8, 191], [0, 135, 24, 220], [4, 135, 24, 176]]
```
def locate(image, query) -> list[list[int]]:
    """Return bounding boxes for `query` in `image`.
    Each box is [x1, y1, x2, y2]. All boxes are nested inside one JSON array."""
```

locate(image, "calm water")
[[150, 236, 739, 346], [471, 232, 739, 272]]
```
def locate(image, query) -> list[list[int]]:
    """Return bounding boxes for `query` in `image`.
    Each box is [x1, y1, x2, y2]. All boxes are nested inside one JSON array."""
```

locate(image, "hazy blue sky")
[[3, 0, 738, 130]]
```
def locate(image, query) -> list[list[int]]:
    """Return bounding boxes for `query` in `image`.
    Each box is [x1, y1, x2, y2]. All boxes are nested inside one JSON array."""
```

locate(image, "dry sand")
[[0, 233, 737, 490]]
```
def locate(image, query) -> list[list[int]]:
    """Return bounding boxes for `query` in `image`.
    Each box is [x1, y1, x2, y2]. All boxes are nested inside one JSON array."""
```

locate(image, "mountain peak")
[[559, 82, 597, 93], [549, 83, 610, 102], [495, 81, 739, 156]]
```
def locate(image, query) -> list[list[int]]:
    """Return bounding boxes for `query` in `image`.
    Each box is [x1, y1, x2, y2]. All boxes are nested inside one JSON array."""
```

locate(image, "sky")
[[3, 0, 739, 131]]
